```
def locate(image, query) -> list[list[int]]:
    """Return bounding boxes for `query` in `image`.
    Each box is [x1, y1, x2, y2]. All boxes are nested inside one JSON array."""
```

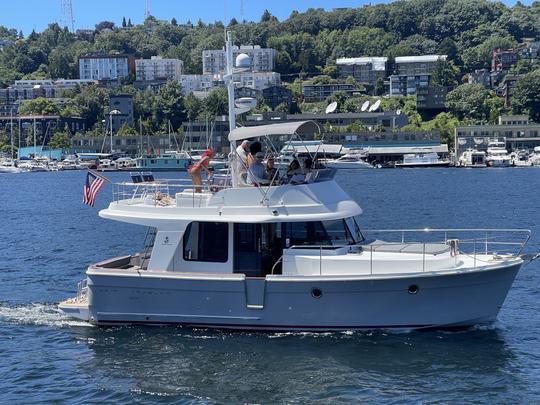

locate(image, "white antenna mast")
[[225, 31, 238, 187], [60, 0, 75, 32], [144, 0, 151, 19]]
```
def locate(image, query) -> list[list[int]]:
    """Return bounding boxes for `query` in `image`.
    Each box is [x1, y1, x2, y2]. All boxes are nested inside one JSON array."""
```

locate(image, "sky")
[[0, 0, 535, 35]]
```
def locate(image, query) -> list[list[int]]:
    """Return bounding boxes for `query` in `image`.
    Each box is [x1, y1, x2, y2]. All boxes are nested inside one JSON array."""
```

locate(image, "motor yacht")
[[486, 140, 511, 167], [321, 153, 373, 169], [529, 146, 540, 166], [458, 149, 486, 168], [59, 32, 532, 331], [395, 152, 450, 168], [0, 159, 24, 173], [57, 155, 85, 170]]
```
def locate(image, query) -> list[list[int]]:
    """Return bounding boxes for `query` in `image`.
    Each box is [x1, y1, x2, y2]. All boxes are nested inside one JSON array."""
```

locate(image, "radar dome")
[[235, 53, 251, 68]]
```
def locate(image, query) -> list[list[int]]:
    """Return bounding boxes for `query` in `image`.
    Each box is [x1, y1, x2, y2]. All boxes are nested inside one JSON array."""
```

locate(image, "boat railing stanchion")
[[401, 231, 405, 244], [485, 232, 488, 255], [370, 245, 373, 275], [473, 239, 477, 268], [319, 246, 322, 276], [422, 243, 426, 272]]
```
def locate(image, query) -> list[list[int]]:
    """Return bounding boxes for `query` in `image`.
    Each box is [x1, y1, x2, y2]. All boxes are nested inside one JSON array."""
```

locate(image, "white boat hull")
[[323, 162, 373, 169], [72, 262, 521, 330]]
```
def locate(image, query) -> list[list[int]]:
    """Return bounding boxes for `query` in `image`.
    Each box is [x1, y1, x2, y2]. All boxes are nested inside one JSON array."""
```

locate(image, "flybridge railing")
[[273, 228, 531, 275], [110, 168, 338, 205]]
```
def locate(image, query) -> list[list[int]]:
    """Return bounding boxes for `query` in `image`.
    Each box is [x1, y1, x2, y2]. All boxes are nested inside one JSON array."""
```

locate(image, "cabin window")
[[283, 220, 356, 247], [183, 222, 228, 262]]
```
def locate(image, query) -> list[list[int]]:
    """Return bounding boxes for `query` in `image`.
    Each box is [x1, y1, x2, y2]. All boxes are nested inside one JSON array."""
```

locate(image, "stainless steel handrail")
[[280, 228, 530, 275]]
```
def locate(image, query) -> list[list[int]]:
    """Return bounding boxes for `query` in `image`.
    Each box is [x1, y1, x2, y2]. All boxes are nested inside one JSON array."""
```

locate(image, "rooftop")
[[395, 55, 447, 63], [336, 57, 388, 71]]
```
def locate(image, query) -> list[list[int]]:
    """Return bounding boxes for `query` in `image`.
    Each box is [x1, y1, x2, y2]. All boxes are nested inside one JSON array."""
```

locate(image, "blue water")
[[1, 169, 539, 403]]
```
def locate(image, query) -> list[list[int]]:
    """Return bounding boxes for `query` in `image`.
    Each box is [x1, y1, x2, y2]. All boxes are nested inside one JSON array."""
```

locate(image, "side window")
[[183, 222, 228, 262]]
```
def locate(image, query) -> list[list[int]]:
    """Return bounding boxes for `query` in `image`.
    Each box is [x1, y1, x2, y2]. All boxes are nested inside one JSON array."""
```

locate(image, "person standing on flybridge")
[[235, 140, 250, 184], [188, 148, 213, 193]]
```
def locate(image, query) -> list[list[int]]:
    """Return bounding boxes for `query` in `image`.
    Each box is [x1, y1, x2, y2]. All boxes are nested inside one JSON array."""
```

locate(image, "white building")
[[203, 45, 278, 74], [135, 56, 184, 81], [336, 57, 387, 84], [79, 53, 135, 81], [394, 55, 447, 75], [178, 72, 281, 96]]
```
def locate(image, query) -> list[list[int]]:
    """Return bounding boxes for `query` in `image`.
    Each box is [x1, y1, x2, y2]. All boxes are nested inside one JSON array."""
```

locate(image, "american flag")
[[83, 170, 106, 207]]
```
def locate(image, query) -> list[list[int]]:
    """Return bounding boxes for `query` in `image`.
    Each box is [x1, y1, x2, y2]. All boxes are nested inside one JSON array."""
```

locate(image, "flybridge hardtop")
[[59, 31, 533, 331]]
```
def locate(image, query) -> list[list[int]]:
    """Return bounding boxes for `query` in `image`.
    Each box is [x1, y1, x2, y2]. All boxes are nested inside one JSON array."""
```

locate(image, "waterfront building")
[[182, 117, 230, 152], [336, 57, 387, 85], [389, 74, 447, 110], [72, 134, 183, 156], [0, 114, 86, 146], [244, 111, 408, 131], [394, 55, 446, 75], [135, 56, 184, 81], [79, 53, 136, 81], [302, 83, 356, 102], [203, 45, 277, 74], [455, 114, 540, 155]]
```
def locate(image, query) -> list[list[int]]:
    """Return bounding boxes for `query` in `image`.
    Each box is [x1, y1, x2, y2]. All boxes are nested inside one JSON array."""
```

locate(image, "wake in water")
[[0, 302, 91, 328]]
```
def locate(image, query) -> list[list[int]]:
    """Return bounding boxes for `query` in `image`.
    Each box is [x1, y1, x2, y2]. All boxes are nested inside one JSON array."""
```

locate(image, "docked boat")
[[0, 159, 24, 173], [59, 32, 532, 331], [529, 146, 540, 166], [97, 158, 118, 172], [115, 157, 137, 170], [136, 150, 192, 172], [322, 153, 373, 169], [486, 140, 511, 167], [396, 152, 450, 168], [57, 155, 85, 170], [458, 149, 487, 168]]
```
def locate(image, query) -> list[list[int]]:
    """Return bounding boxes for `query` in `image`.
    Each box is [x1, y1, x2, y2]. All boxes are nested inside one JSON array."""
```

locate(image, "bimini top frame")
[[228, 121, 320, 142]]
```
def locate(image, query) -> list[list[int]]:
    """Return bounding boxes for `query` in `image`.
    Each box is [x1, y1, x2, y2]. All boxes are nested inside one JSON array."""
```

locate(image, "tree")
[[48, 127, 71, 148], [127, 18, 133, 27], [184, 93, 202, 121], [116, 122, 138, 136], [228, 18, 239, 27], [157, 80, 186, 129], [431, 59, 460, 87], [261, 9, 273, 22], [171, 17, 178, 26], [203, 88, 228, 117], [445, 84, 492, 122], [95, 21, 115, 31], [512, 69, 540, 122], [19, 98, 60, 115], [122, 17, 127, 28]]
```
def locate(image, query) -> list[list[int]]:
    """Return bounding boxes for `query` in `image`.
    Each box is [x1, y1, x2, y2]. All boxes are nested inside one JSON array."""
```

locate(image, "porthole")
[[311, 288, 323, 299], [408, 285, 419, 295]]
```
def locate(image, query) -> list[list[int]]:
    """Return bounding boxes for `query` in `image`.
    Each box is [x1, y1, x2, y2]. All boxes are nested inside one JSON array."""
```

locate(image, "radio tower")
[[144, 0, 151, 19], [240, 0, 244, 22], [60, 0, 75, 32]]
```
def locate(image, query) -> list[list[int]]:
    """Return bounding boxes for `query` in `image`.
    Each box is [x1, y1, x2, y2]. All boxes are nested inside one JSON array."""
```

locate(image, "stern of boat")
[[59, 278, 90, 322]]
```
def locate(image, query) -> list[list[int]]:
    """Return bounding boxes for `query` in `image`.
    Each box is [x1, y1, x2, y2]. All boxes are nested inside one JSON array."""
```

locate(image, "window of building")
[[183, 222, 228, 262]]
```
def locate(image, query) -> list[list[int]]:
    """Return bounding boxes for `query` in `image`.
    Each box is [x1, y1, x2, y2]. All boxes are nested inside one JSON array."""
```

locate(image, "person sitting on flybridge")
[[247, 152, 269, 186]]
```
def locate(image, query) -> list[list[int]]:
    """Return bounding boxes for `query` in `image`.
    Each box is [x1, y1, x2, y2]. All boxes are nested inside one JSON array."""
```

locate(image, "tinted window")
[[183, 222, 228, 262]]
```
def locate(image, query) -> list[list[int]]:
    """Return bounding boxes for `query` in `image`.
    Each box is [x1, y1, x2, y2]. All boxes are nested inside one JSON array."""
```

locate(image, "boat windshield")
[[284, 218, 363, 247]]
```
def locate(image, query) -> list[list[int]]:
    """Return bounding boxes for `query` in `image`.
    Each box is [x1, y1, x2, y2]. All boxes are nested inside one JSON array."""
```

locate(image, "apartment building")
[[394, 55, 446, 75], [336, 57, 387, 84], [135, 56, 184, 81], [79, 53, 136, 81], [202, 45, 277, 74]]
